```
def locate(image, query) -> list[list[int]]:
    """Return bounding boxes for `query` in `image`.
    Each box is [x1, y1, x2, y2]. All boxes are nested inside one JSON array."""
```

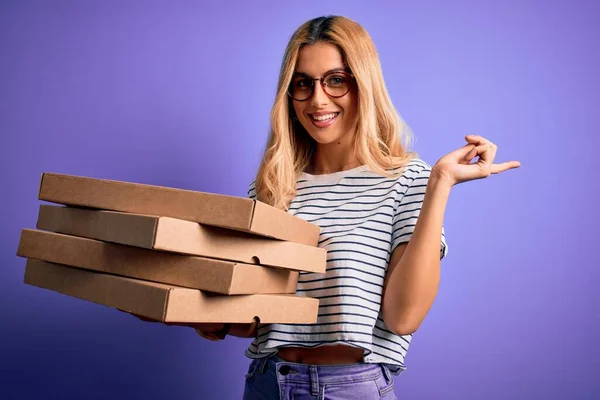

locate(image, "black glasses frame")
[[288, 70, 355, 102]]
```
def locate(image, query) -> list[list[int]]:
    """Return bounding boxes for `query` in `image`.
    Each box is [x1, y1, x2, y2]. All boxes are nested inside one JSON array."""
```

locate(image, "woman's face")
[[291, 42, 359, 147]]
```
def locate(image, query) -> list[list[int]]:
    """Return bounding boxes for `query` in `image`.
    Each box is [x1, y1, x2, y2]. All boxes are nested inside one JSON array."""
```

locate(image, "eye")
[[293, 77, 312, 88], [325, 74, 347, 87]]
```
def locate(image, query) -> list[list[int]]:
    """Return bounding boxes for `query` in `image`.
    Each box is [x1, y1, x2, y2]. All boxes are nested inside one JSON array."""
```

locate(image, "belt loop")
[[258, 357, 268, 374], [381, 364, 392, 383], [259, 352, 277, 374], [309, 365, 319, 396]]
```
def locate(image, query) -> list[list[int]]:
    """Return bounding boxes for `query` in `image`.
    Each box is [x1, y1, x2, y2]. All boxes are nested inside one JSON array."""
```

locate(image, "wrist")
[[195, 323, 231, 341], [428, 167, 454, 193], [247, 317, 260, 337], [233, 318, 260, 338]]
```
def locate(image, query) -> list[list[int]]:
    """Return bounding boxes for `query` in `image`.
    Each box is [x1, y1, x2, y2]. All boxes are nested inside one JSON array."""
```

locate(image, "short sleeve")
[[391, 162, 448, 260], [248, 181, 257, 200]]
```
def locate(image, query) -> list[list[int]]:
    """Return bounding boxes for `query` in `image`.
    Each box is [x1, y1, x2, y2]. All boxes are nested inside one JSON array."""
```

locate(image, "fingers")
[[166, 322, 226, 332], [472, 142, 497, 165], [192, 323, 226, 332], [464, 134, 519, 175], [462, 142, 494, 164], [464, 134, 496, 161], [491, 161, 521, 174], [465, 135, 497, 157], [118, 308, 232, 331], [443, 134, 491, 163], [465, 134, 488, 144], [445, 143, 476, 163], [462, 145, 478, 163], [126, 312, 159, 323]]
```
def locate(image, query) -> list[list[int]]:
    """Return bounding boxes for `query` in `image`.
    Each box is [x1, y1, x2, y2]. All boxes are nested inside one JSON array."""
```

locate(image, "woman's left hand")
[[432, 134, 520, 187]]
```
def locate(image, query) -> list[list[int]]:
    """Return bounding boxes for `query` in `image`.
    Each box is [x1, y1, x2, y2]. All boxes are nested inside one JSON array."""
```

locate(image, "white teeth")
[[312, 113, 337, 121]]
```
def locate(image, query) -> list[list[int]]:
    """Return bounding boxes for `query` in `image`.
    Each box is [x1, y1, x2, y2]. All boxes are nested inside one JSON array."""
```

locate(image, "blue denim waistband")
[[250, 354, 393, 386]]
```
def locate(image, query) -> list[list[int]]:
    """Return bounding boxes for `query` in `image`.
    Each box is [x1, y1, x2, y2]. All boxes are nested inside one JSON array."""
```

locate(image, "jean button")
[[279, 365, 291, 376]]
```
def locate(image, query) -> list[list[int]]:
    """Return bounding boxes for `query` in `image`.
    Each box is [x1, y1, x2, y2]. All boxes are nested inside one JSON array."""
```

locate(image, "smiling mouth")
[[309, 112, 339, 122], [308, 112, 340, 129]]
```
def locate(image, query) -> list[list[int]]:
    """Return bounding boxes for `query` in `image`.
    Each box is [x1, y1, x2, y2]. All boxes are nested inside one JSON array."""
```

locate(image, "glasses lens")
[[289, 72, 352, 100], [323, 73, 351, 97], [290, 76, 313, 101]]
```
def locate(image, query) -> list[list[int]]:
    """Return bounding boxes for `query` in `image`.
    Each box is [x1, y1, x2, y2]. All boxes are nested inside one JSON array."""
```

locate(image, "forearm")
[[228, 323, 258, 338], [383, 172, 452, 334], [195, 321, 259, 340]]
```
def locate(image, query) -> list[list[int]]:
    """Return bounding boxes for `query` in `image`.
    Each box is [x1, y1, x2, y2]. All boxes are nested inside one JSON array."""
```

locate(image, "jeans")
[[242, 354, 398, 400]]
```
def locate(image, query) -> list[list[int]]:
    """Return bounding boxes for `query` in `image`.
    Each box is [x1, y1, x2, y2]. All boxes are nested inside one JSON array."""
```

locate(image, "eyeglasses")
[[288, 70, 354, 102]]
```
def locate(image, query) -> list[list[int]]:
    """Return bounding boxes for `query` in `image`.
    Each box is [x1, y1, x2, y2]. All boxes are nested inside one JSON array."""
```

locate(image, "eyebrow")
[[293, 67, 347, 77]]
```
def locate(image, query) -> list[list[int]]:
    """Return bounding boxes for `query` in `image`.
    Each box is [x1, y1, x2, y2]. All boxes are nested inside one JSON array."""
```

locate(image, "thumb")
[[463, 146, 479, 162], [448, 143, 476, 161]]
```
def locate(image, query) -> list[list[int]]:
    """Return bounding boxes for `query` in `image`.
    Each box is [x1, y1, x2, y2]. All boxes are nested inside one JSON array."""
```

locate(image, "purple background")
[[1, 1, 598, 399]]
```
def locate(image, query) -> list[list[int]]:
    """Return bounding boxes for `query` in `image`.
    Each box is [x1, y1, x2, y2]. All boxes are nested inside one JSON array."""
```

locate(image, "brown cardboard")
[[38, 173, 320, 246], [17, 229, 299, 295], [36, 205, 326, 274], [24, 259, 319, 323]]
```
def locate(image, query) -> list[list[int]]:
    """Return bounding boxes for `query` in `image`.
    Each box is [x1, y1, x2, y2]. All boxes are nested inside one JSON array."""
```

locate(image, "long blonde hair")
[[255, 15, 417, 210]]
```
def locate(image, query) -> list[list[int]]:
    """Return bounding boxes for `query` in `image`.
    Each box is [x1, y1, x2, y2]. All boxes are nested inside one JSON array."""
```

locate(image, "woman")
[[194, 15, 519, 399]]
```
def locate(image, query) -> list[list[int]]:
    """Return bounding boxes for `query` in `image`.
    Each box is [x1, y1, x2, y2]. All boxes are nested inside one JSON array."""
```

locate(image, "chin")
[[307, 130, 344, 145], [301, 121, 343, 144]]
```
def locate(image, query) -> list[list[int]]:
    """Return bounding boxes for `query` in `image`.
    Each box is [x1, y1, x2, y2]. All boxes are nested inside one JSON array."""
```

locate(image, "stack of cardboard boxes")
[[17, 173, 325, 325]]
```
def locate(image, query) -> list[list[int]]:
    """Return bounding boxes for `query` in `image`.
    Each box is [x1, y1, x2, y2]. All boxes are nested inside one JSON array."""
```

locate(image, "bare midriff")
[[277, 344, 364, 365]]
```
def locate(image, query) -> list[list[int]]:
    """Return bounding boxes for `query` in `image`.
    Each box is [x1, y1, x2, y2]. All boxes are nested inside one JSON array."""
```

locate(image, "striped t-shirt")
[[244, 157, 448, 374]]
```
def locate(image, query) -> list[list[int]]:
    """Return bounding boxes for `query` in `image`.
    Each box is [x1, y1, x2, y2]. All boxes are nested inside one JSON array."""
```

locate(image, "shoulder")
[[377, 157, 434, 190], [390, 157, 432, 178]]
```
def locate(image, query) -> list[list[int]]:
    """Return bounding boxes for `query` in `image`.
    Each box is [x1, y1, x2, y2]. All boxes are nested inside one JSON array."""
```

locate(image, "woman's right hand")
[[118, 309, 258, 338], [118, 309, 224, 330]]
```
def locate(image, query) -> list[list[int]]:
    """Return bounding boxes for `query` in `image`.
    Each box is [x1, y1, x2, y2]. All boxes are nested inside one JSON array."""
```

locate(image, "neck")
[[309, 137, 358, 175]]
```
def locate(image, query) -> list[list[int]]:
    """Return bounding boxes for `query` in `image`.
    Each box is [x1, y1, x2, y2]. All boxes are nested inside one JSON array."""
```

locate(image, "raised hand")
[[432, 135, 520, 186]]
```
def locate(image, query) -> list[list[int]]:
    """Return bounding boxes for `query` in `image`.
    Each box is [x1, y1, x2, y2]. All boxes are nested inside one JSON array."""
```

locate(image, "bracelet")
[[195, 323, 231, 341]]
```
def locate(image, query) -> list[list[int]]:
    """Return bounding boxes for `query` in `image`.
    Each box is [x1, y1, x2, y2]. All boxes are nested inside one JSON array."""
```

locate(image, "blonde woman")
[[196, 15, 519, 399]]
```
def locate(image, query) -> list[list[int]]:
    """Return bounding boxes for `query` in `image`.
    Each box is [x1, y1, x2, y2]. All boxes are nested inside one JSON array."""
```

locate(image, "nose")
[[311, 81, 329, 107]]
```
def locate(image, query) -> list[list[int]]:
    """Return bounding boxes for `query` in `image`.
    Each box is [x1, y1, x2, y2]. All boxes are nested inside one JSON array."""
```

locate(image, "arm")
[[123, 312, 259, 339], [194, 320, 259, 340], [382, 170, 451, 335], [194, 181, 264, 340], [228, 323, 259, 338], [382, 134, 520, 335]]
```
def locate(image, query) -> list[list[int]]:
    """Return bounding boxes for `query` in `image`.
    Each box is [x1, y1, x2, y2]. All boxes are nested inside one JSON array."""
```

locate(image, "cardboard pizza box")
[[23, 259, 319, 324], [35, 205, 326, 274], [38, 172, 320, 246], [17, 229, 300, 295]]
